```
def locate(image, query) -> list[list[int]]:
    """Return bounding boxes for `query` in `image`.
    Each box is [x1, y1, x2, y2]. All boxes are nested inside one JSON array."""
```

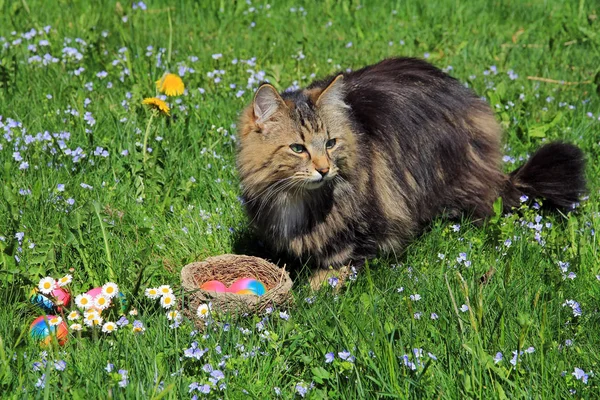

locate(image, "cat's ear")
[[253, 84, 286, 124], [316, 74, 347, 109]]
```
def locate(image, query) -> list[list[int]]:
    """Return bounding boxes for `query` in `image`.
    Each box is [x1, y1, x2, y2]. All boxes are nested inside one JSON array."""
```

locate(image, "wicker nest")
[[181, 254, 293, 323]]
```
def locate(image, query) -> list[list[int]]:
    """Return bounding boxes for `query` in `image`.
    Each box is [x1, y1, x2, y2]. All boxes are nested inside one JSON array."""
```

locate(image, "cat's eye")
[[326, 138, 337, 149], [290, 144, 306, 154]]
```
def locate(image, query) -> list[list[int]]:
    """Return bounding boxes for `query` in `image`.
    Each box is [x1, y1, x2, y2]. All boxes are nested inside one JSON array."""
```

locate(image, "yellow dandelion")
[[155, 73, 185, 96], [142, 97, 170, 116]]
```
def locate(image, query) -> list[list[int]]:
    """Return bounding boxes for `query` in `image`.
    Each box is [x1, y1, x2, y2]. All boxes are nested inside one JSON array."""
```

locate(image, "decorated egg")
[[200, 280, 228, 293], [228, 278, 267, 296], [29, 289, 55, 313], [86, 287, 103, 298], [29, 287, 71, 313], [30, 315, 68, 347]]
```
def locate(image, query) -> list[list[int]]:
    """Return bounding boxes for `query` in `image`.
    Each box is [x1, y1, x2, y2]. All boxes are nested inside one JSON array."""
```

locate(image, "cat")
[[236, 57, 586, 283]]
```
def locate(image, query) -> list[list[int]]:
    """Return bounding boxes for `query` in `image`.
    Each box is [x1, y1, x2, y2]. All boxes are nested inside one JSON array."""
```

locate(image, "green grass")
[[1, 0, 600, 398]]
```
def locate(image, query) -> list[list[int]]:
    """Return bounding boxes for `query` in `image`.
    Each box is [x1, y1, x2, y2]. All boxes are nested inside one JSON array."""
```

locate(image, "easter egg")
[[228, 278, 266, 296], [86, 287, 103, 298], [200, 280, 228, 293], [52, 287, 71, 312], [29, 289, 55, 313], [30, 315, 68, 347], [29, 287, 71, 313]]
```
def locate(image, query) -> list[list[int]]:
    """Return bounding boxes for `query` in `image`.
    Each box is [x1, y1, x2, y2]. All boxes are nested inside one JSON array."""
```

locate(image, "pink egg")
[[52, 287, 71, 312], [84, 287, 104, 312], [200, 280, 227, 293], [86, 287, 103, 298]]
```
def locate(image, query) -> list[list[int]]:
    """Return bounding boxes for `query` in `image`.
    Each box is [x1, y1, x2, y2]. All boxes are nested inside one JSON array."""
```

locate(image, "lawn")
[[1, 0, 599, 398]]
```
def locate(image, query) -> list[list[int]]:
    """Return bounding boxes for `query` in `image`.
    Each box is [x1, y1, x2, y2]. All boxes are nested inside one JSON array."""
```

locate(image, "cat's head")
[[237, 75, 356, 198]]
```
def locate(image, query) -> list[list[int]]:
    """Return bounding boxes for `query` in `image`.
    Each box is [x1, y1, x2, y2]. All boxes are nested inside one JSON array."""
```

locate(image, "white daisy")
[[48, 316, 63, 326], [67, 310, 80, 321], [197, 303, 211, 319], [166, 310, 180, 321], [91, 315, 103, 327], [94, 294, 111, 310], [157, 285, 172, 296], [84, 311, 103, 327], [102, 322, 117, 333], [101, 282, 119, 299], [57, 274, 72, 287], [70, 323, 83, 331], [38, 277, 56, 295], [160, 293, 176, 309], [75, 293, 93, 310], [144, 287, 160, 299]]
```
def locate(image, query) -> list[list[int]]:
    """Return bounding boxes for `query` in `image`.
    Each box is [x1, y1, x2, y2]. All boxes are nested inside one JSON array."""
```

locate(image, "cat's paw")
[[308, 266, 352, 291]]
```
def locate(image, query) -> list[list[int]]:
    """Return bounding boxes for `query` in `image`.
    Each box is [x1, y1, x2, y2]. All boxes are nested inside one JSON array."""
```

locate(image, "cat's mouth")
[[303, 174, 335, 190]]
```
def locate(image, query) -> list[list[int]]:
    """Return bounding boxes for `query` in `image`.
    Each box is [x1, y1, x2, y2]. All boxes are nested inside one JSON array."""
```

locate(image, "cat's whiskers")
[[243, 175, 301, 206]]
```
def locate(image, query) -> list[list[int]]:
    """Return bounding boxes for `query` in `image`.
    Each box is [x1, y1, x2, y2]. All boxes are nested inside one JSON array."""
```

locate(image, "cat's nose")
[[316, 167, 329, 177]]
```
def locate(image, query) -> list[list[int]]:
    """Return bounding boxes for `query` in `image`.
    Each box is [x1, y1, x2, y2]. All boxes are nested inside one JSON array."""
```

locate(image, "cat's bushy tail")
[[501, 142, 586, 210]]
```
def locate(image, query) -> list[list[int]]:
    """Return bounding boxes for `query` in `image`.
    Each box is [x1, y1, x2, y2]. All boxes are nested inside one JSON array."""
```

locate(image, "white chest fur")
[[271, 193, 306, 239]]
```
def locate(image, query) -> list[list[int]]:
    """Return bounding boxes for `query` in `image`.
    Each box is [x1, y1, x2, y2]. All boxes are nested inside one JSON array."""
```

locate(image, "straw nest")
[[181, 254, 293, 323]]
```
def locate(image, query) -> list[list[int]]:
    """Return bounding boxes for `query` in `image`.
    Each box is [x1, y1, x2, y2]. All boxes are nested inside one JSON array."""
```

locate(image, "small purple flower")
[[338, 350, 355, 362], [118, 369, 129, 387], [460, 304, 469, 312], [198, 383, 211, 394], [494, 352, 503, 364], [295, 382, 308, 397], [325, 352, 334, 363], [279, 311, 289, 321], [563, 300, 582, 317], [565, 339, 573, 347], [510, 350, 523, 366], [430, 313, 439, 320], [328, 276, 339, 288], [410, 294, 421, 301], [105, 362, 114, 373], [572, 368, 589, 384], [210, 369, 225, 381], [401, 355, 416, 370], [520, 195, 529, 203], [35, 373, 46, 388], [54, 360, 66, 371]]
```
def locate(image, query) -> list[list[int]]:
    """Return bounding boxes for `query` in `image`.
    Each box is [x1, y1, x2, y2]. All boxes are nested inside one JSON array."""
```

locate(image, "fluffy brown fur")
[[236, 57, 586, 271]]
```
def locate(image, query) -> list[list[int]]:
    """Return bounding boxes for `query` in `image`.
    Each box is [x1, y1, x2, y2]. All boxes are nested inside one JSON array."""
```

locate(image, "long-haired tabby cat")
[[236, 57, 586, 285]]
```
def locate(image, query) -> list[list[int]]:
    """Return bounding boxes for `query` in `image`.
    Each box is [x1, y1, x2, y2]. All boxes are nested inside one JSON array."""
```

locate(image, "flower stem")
[[142, 112, 155, 166]]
